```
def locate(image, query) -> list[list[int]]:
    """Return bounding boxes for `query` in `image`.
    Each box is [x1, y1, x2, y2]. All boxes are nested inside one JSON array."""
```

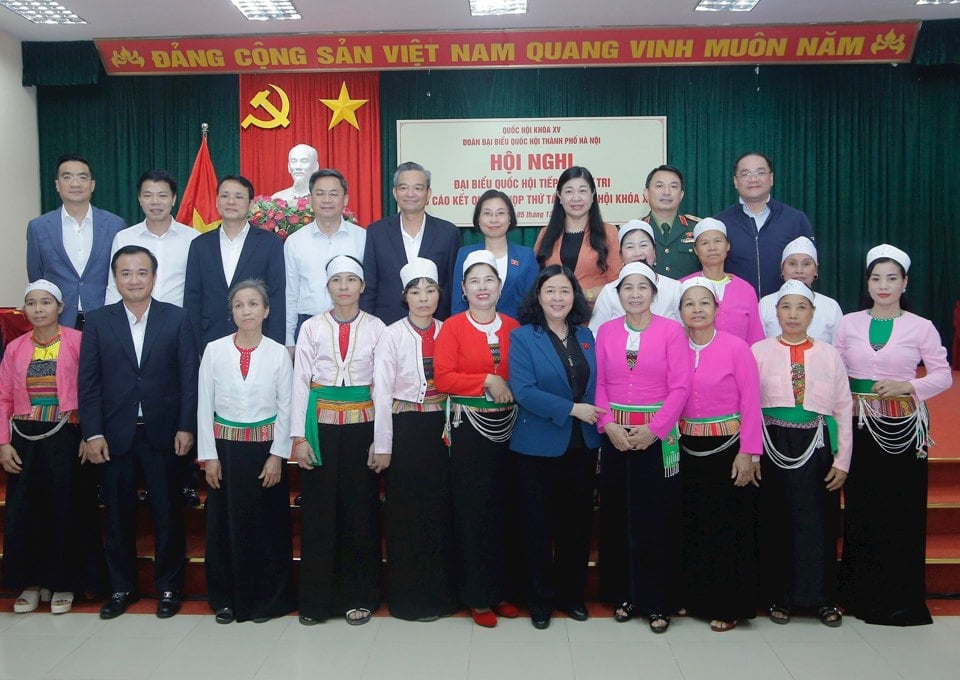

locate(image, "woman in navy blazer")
[[452, 190, 538, 320], [508, 265, 604, 630]]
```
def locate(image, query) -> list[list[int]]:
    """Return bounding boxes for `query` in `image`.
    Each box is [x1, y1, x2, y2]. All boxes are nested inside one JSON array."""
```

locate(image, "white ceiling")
[[0, 0, 958, 43]]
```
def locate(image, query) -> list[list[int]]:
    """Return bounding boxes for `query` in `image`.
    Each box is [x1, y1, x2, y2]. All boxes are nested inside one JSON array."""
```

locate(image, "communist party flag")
[[176, 131, 221, 233], [238, 72, 381, 226]]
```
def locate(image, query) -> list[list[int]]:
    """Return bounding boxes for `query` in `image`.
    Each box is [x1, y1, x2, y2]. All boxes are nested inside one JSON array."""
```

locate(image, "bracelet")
[[293, 437, 307, 445]]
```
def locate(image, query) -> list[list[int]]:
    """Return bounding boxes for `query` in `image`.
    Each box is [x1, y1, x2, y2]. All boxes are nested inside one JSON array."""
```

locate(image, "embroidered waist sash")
[[213, 414, 276, 443], [610, 402, 679, 478], [847, 378, 929, 457], [444, 395, 516, 446], [304, 385, 373, 466], [679, 413, 741, 457]]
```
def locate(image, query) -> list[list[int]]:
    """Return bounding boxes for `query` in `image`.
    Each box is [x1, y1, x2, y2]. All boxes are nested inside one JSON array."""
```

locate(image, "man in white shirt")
[[106, 170, 199, 307], [272, 144, 319, 202], [79, 245, 198, 620], [284, 168, 366, 353], [26, 153, 126, 329]]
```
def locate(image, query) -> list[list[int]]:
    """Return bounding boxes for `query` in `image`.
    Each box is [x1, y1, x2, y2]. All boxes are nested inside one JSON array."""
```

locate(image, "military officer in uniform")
[[640, 165, 700, 279]]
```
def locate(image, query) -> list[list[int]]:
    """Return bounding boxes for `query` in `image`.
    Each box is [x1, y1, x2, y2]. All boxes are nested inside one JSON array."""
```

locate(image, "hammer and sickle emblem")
[[241, 84, 291, 130]]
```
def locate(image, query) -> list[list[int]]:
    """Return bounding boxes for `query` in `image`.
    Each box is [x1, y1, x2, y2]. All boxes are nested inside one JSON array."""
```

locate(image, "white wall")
[[0, 29, 38, 308]]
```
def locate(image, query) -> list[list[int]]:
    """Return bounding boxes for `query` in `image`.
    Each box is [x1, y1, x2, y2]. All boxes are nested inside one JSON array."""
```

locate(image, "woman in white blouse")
[[291, 255, 387, 626], [373, 257, 457, 621], [198, 279, 295, 624]]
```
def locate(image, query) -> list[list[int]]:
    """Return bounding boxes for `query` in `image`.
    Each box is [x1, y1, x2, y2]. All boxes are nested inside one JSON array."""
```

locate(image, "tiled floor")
[[1, 611, 959, 680]]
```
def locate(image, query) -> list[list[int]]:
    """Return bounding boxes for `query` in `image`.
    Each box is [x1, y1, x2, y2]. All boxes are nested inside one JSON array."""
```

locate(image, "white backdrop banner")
[[397, 117, 666, 227]]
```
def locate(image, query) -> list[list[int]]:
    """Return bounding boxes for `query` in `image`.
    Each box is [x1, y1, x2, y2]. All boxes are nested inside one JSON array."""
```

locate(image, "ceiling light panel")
[[0, 0, 86, 24], [469, 0, 528, 16], [695, 0, 762, 11], [231, 0, 302, 21]]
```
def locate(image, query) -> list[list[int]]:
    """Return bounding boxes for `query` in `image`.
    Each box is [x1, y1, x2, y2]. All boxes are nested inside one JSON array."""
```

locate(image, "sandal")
[[13, 587, 51, 613], [818, 605, 842, 628], [648, 613, 670, 633], [768, 604, 791, 625], [710, 619, 737, 632], [50, 592, 74, 615], [345, 607, 372, 626], [613, 602, 635, 623]]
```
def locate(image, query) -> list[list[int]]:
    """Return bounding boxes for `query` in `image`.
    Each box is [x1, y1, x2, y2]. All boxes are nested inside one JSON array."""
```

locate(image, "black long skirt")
[[1, 421, 104, 594], [385, 411, 457, 620], [449, 412, 512, 609], [598, 435, 681, 615], [515, 446, 597, 618], [841, 425, 932, 626], [681, 436, 758, 622], [759, 425, 840, 609], [204, 440, 296, 622], [298, 421, 381, 621]]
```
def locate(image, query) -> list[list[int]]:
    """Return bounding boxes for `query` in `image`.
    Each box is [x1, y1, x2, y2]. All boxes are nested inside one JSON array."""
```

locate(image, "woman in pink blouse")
[[836, 244, 952, 626], [753, 280, 852, 628], [595, 262, 692, 633], [680, 218, 763, 345], [677, 277, 762, 632], [373, 258, 457, 622], [0, 281, 102, 615]]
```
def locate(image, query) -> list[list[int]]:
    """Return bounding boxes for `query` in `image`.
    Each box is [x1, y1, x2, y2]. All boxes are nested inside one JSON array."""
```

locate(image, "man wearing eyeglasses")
[[26, 153, 127, 330], [284, 169, 366, 355], [715, 152, 814, 298], [360, 161, 462, 324]]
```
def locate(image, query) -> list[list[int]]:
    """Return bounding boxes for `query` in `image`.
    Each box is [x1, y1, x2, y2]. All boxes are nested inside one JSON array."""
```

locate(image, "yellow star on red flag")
[[319, 82, 369, 130]]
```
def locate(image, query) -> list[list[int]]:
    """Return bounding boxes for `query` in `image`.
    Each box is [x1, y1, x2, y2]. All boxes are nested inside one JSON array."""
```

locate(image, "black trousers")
[[100, 426, 185, 593]]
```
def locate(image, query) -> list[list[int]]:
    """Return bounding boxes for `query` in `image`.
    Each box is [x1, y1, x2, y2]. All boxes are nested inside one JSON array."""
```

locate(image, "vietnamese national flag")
[[176, 135, 221, 233], [239, 72, 381, 226]]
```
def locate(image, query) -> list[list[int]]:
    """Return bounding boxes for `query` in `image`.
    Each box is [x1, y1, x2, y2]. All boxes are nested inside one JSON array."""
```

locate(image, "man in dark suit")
[[26, 153, 126, 329], [184, 175, 285, 352], [79, 245, 198, 620], [360, 162, 461, 324]]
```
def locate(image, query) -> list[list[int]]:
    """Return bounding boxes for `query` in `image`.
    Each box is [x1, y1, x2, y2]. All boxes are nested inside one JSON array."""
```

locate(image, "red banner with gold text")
[[238, 72, 381, 227], [98, 23, 919, 75]]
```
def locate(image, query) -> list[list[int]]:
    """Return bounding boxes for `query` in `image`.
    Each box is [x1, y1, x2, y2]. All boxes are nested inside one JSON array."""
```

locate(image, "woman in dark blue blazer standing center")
[[508, 264, 604, 630]]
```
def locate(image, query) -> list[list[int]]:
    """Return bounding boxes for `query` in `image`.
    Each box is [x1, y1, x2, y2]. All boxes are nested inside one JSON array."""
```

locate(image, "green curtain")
[[35, 75, 239, 225], [23, 30, 960, 347], [378, 64, 960, 347]]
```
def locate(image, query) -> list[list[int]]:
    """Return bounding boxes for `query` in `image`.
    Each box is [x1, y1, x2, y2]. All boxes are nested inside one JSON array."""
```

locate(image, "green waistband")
[[762, 406, 820, 424], [214, 414, 277, 428], [848, 378, 876, 394], [451, 395, 513, 409], [609, 402, 663, 413], [763, 405, 838, 454], [681, 413, 739, 424], [312, 385, 372, 402], [29, 396, 58, 406]]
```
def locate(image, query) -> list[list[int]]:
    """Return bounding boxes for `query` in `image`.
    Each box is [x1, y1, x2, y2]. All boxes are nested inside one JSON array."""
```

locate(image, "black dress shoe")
[[182, 488, 202, 508], [215, 607, 235, 624], [564, 604, 589, 622], [531, 613, 551, 630], [156, 591, 181, 619], [100, 592, 140, 619], [252, 616, 271, 623]]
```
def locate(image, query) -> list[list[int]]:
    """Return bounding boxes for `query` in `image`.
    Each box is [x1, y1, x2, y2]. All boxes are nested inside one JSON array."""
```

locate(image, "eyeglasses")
[[737, 169, 770, 180], [58, 172, 92, 184]]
